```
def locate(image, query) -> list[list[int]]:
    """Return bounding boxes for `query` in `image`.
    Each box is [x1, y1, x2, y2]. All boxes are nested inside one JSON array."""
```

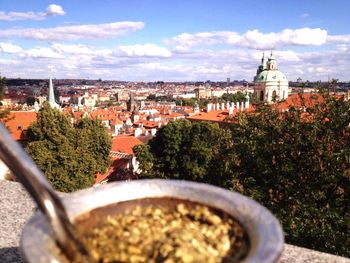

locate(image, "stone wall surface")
[[0, 180, 349, 263]]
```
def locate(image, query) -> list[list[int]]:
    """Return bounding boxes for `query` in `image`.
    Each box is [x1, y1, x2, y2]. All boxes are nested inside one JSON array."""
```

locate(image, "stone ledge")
[[0, 180, 349, 262]]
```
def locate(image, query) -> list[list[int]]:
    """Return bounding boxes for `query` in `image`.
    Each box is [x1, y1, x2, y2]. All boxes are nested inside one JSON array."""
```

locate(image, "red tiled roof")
[[133, 120, 159, 129], [4, 111, 37, 141], [72, 111, 84, 120], [187, 109, 234, 123], [110, 118, 123, 125], [111, 135, 143, 155], [277, 93, 325, 111], [95, 157, 130, 184], [187, 105, 255, 123], [166, 112, 184, 119]]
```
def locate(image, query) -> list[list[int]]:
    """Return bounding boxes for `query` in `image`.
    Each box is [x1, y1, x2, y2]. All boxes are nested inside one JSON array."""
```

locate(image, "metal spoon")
[[0, 123, 93, 262]]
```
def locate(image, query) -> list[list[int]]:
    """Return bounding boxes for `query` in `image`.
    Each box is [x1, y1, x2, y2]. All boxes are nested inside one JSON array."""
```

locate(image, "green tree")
[[0, 75, 5, 101], [133, 144, 154, 177], [0, 75, 12, 124], [25, 96, 37, 106], [76, 117, 112, 173], [26, 102, 111, 192], [226, 94, 350, 256], [134, 119, 233, 186], [221, 91, 246, 102]]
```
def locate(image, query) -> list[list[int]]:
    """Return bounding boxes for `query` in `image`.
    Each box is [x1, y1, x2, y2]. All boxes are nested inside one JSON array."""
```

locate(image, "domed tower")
[[254, 52, 289, 103]]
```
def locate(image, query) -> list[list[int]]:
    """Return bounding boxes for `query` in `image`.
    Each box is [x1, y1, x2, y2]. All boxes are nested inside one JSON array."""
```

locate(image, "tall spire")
[[261, 52, 265, 63], [262, 52, 267, 70], [48, 77, 59, 109]]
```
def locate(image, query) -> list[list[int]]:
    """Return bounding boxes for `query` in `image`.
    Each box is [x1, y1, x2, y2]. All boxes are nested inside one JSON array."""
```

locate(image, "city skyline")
[[0, 0, 350, 81]]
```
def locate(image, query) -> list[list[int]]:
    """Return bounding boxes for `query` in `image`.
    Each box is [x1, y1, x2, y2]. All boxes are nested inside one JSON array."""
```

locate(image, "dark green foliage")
[[133, 144, 154, 178], [0, 75, 5, 100], [0, 76, 11, 124], [76, 117, 112, 173], [25, 96, 37, 106], [227, 94, 350, 256], [221, 91, 246, 102], [134, 119, 233, 186], [26, 103, 111, 192], [175, 97, 196, 106]]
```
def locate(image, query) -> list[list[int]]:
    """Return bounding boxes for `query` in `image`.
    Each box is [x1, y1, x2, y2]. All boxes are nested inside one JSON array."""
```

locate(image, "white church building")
[[254, 52, 289, 103]]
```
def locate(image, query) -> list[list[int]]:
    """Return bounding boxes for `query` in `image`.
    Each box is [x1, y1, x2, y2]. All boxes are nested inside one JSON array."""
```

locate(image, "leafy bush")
[[26, 102, 111, 192]]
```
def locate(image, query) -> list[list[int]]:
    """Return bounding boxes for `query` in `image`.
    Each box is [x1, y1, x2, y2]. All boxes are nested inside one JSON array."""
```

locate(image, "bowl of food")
[[20, 180, 284, 263]]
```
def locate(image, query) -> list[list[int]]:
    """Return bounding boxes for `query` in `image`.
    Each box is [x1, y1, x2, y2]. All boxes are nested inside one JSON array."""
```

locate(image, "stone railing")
[[0, 180, 349, 263]]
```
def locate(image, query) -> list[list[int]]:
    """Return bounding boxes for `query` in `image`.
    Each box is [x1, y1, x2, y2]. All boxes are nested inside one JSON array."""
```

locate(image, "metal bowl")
[[20, 179, 284, 262]]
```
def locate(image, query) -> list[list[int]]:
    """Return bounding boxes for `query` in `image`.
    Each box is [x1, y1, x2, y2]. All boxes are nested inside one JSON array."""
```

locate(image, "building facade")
[[254, 52, 289, 103]]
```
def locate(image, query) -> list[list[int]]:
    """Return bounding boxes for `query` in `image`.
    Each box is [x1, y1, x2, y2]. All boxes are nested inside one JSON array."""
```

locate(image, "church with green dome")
[[254, 52, 289, 103]]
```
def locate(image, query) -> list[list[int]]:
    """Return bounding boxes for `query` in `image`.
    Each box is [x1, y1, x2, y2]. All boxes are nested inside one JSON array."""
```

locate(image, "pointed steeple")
[[267, 51, 277, 70], [262, 52, 267, 70], [48, 77, 59, 109]]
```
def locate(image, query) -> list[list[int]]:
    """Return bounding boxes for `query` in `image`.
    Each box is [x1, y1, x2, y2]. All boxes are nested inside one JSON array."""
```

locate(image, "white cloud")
[[170, 31, 239, 50], [327, 34, 350, 43], [46, 4, 65, 16], [300, 13, 309, 18], [336, 44, 348, 52], [0, 4, 65, 21], [287, 28, 327, 45], [1, 33, 350, 81], [19, 47, 64, 59], [51, 43, 112, 56], [0, 42, 23, 53], [115, 44, 171, 57], [170, 28, 328, 49], [0, 21, 145, 41], [2, 46, 349, 81], [0, 11, 45, 21]]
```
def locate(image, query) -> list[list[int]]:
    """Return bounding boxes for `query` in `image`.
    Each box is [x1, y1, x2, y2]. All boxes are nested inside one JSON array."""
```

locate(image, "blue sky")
[[0, 0, 350, 81]]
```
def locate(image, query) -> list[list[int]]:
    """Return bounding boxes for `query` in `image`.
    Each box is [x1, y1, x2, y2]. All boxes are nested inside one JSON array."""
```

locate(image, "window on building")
[[260, 91, 264, 101]]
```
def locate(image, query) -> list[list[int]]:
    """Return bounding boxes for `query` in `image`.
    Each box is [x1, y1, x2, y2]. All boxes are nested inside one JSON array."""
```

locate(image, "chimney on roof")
[[206, 103, 212, 112], [207, 102, 213, 112], [134, 127, 142, 138], [245, 93, 250, 109], [151, 128, 157, 136], [229, 106, 234, 115]]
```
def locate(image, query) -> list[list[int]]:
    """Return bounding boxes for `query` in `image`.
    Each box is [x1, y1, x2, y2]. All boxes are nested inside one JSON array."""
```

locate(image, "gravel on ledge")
[[0, 180, 349, 263]]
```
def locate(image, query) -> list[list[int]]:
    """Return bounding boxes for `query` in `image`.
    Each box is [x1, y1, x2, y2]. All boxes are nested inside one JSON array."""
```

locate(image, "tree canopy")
[[226, 94, 350, 256], [221, 91, 247, 102], [135, 93, 350, 257], [134, 119, 233, 186], [26, 102, 112, 192], [0, 75, 11, 124], [0, 75, 5, 101]]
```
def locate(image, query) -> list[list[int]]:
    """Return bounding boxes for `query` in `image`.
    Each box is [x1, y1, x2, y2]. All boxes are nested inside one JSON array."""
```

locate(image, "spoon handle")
[[0, 123, 92, 262]]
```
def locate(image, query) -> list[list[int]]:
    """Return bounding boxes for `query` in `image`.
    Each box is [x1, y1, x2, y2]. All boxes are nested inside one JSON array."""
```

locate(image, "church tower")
[[48, 77, 60, 109], [254, 52, 289, 103]]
